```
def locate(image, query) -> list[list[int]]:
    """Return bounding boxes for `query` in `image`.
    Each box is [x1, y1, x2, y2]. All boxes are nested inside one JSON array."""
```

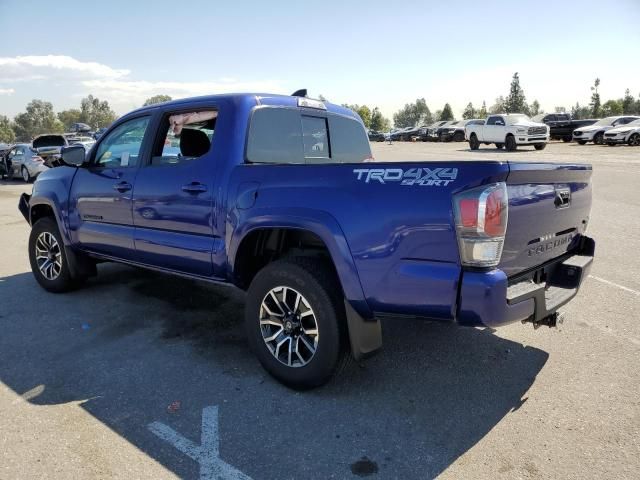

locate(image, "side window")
[[328, 114, 372, 163], [247, 108, 303, 164], [93, 116, 150, 168], [150, 110, 216, 166], [487, 116, 499, 125]]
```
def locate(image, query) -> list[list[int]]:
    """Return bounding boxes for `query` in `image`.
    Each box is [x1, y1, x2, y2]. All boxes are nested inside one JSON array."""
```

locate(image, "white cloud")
[[0, 88, 15, 95], [0, 55, 129, 80]]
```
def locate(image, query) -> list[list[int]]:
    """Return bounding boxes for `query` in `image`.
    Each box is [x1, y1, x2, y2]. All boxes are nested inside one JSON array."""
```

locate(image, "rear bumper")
[[457, 235, 595, 327]]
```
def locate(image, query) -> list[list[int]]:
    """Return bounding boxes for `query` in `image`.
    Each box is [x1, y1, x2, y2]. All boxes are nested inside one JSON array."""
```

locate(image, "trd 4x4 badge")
[[353, 167, 458, 186]]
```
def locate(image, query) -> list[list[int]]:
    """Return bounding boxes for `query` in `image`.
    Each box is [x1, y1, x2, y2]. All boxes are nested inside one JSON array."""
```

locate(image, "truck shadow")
[[0, 264, 548, 479]]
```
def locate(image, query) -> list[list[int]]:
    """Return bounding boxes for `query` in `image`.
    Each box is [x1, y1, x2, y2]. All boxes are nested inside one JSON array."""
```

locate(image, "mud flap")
[[344, 300, 382, 361]]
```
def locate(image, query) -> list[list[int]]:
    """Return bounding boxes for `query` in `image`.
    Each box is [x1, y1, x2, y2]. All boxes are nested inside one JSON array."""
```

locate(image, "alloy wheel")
[[259, 286, 319, 368], [35, 231, 62, 280]]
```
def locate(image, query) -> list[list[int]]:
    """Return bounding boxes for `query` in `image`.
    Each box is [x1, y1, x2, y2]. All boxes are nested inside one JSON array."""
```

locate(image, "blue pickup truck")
[[19, 92, 595, 388]]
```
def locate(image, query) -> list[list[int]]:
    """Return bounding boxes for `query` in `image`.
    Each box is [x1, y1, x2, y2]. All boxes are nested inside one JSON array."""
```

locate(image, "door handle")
[[113, 181, 132, 192], [182, 182, 207, 194]]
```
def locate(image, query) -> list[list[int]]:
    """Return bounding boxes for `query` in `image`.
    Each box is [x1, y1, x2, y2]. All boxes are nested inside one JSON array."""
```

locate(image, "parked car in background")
[[603, 119, 640, 146], [69, 136, 97, 152], [94, 127, 108, 140], [422, 121, 447, 141], [440, 119, 485, 142], [572, 116, 640, 145], [532, 113, 598, 142], [425, 121, 450, 141], [5, 144, 48, 181], [466, 114, 549, 151], [367, 130, 386, 142], [32, 134, 69, 168], [68, 122, 92, 134], [0, 143, 13, 179]]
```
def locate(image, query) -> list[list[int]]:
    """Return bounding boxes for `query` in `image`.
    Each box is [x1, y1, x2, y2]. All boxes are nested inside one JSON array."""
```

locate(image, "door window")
[[93, 116, 150, 168], [150, 110, 216, 166]]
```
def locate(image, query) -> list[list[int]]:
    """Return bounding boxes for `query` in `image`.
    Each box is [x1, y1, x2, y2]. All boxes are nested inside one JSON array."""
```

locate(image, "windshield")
[[593, 117, 618, 126], [509, 114, 531, 123]]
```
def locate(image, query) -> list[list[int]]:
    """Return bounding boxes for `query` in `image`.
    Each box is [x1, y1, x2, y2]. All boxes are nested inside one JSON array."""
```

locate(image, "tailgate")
[[499, 162, 592, 277]]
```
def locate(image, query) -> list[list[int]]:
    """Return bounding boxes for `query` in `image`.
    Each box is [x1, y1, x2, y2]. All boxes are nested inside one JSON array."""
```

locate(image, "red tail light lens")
[[453, 182, 509, 267]]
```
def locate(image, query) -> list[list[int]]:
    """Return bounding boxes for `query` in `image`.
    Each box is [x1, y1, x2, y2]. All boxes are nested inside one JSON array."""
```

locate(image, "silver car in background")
[[6, 144, 49, 182]]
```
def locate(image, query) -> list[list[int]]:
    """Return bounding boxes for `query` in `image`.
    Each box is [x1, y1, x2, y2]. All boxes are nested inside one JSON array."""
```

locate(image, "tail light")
[[453, 182, 508, 268]]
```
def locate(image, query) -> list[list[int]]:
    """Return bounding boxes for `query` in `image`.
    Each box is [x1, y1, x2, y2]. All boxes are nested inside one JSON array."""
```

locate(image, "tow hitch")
[[523, 311, 565, 329]]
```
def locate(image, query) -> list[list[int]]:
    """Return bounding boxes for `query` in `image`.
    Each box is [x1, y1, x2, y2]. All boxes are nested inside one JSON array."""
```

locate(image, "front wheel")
[[28, 218, 79, 292], [534, 143, 547, 150], [453, 131, 464, 142], [469, 134, 480, 150], [245, 257, 348, 389], [505, 135, 517, 152], [22, 166, 31, 183], [628, 133, 640, 146], [577, 140, 587, 145], [593, 132, 604, 145]]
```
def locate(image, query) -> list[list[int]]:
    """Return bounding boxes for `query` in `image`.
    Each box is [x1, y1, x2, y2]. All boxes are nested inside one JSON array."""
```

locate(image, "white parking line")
[[148, 405, 252, 480], [589, 275, 640, 296]]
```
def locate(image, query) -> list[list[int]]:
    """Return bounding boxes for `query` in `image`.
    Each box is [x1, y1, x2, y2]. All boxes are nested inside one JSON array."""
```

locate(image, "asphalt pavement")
[[1, 141, 638, 479]]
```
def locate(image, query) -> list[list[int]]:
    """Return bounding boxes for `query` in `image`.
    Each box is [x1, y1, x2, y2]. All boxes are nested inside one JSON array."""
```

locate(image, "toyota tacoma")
[[19, 92, 595, 388]]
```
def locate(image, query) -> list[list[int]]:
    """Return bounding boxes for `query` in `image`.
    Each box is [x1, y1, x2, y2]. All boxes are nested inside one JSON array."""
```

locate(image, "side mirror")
[[61, 145, 86, 167]]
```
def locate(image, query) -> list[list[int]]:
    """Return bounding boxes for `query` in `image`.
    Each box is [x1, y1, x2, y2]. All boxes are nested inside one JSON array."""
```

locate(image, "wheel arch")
[[229, 209, 373, 320]]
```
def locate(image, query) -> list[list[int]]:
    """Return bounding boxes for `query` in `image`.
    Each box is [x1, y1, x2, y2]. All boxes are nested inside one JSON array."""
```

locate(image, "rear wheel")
[[22, 166, 31, 183], [469, 134, 480, 150], [495, 143, 504, 149], [628, 133, 640, 146], [505, 135, 517, 152], [245, 257, 348, 389], [562, 136, 572, 142], [534, 143, 547, 150], [593, 131, 604, 145]]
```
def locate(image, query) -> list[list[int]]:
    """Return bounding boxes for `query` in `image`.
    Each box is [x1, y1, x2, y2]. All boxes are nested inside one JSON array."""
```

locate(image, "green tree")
[[529, 100, 542, 116], [57, 109, 82, 131], [370, 107, 390, 132], [0, 115, 16, 143], [462, 102, 477, 120], [489, 96, 506, 114], [13, 99, 63, 141], [554, 106, 567, 113], [143, 95, 173, 106], [392, 98, 432, 127], [622, 89, 635, 114], [571, 102, 592, 120], [341, 104, 372, 128], [504, 72, 528, 114], [601, 99, 623, 116], [478, 101, 488, 118], [590, 78, 601, 117], [439, 103, 454, 121], [79, 95, 117, 129]]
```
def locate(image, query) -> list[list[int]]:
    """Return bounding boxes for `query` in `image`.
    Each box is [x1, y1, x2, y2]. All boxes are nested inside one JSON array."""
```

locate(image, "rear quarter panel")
[[228, 161, 510, 320]]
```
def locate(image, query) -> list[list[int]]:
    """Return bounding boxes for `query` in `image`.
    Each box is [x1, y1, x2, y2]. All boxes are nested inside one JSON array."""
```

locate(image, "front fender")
[[228, 207, 373, 320]]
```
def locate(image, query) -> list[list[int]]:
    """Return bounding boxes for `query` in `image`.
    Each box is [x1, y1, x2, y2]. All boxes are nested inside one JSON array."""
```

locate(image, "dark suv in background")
[[532, 113, 597, 142]]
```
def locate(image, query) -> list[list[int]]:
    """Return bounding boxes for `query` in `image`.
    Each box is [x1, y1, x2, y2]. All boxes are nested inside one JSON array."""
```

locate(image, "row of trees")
[[392, 99, 455, 128], [0, 94, 175, 143]]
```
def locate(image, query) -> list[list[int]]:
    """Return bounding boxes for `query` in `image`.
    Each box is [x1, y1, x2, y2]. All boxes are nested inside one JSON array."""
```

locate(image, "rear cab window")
[[246, 107, 371, 164]]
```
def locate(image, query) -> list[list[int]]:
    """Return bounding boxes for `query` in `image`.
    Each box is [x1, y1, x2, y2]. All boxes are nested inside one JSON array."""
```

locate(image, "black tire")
[[245, 257, 349, 389], [534, 143, 547, 150], [28, 217, 80, 293], [495, 143, 504, 149], [469, 134, 480, 150], [577, 140, 587, 145], [593, 131, 604, 145], [562, 136, 572, 143], [628, 133, 640, 146], [505, 135, 517, 152], [606, 143, 616, 147], [21, 166, 31, 183], [453, 131, 464, 142]]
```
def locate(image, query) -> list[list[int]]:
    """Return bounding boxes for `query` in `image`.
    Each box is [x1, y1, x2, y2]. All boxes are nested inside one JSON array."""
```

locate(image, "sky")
[[1, 0, 639, 123]]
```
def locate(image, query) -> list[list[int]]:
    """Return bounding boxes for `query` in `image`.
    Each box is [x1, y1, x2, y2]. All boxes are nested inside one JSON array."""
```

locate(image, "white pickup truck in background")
[[465, 114, 549, 151]]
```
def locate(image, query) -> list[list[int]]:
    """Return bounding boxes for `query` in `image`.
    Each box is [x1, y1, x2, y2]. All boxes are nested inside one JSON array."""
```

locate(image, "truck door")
[[131, 105, 223, 277], [68, 115, 151, 260], [484, 115, 504, 143]]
